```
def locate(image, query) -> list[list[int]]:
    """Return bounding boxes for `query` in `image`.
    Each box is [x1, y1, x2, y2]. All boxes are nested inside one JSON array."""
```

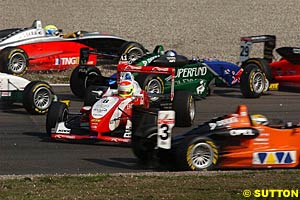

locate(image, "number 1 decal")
[[157, 110, 175, 149]]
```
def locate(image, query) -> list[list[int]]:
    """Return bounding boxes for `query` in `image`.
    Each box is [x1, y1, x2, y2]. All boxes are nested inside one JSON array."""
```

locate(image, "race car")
[[69, 45, 243, 98], [46, 64, 195, 143], [0, 72, 56, 114], [239, 35, 300, 98], [0, 20, 146, 76], [131, 104, 300, 171]]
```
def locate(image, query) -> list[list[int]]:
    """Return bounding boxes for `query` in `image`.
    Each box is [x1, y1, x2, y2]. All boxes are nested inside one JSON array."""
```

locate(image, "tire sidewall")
[[22, 81, 54, 114], [172, 91, 195, 127], [0, 47, 28, 76], [7, 48, 28, 75], [131, 129, 158, 163], [46, 102, 68, 136], [119, 42, 146, 64], [70, 66, 101, 98], [177, 137, 218, 171], [136, 74, 164, 102], [240, 64, 265, 98]]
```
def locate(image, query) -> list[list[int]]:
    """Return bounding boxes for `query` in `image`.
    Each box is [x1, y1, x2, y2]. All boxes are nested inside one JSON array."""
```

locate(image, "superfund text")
[[175, 66, 207, 78]]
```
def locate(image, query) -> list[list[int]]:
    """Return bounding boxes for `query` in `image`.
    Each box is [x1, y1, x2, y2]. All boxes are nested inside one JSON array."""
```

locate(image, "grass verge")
[[1, 170, 300, 200]]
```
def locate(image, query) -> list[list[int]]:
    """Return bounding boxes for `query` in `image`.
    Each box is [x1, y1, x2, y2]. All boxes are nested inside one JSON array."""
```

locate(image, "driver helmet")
[[118, 80, 134, 98], [44, 24, 59, 36], [165, 50, 177, 57], [121, 72, 134, 82], [251, 114, 269, 125]]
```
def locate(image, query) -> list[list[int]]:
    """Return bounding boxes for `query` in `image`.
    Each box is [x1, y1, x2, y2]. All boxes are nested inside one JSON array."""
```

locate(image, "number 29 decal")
[[239, 41, 252, 63], [157, 110, 175, 149]]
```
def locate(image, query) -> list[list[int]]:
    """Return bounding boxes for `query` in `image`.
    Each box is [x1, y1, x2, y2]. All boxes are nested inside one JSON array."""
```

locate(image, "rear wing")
[[117, 63, 175, 101], [79, 48, 118, 65], [239, 35, 276, 63]]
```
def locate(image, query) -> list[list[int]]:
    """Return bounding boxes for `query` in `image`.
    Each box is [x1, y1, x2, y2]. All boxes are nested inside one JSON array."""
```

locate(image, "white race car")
[[0, 72, 56, 114], [0, 20, 146, 76]]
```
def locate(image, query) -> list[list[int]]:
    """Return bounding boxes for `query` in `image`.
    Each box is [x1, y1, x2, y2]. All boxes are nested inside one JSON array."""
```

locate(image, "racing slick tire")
[[172, 91, 195, 127], [176, 137, 218, 171], [119, 41, 147, 63], [70, 65, 102, 98], [242, 58, 273, 92], [241, 58, 272, 83], [84, 85, 108, 106], [135, 74, 164, 102], [131, 131, 158, 163], [131, 105, 161, 164], [0, 47, 29, 76], [240, 65, 266, 98], [22, 81, 54, 114], [46, 102, 69, 136]]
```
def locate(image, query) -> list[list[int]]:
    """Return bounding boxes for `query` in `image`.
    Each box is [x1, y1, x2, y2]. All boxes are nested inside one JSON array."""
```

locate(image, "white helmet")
[[165, 50, 177, 57], [118, 80, 134, 98]]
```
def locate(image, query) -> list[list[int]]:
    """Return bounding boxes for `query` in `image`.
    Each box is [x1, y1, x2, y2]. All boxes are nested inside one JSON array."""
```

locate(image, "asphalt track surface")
[[1, 86, 300, 175], [1, 0, 300, 176]]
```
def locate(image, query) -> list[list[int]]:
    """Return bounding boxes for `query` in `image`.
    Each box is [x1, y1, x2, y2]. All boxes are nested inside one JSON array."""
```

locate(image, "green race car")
[[121, 45, 242, 99], [70, 45, 243, 99]]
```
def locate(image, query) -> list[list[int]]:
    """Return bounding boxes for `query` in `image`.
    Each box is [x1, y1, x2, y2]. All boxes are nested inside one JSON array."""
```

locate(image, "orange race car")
[[132, 104, 300, 171]]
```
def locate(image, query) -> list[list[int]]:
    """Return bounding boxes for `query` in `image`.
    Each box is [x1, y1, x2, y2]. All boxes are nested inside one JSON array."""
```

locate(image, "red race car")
[[239, 35, 300, 98], [0, 20, 146, 76], [132, 104, 300, 171], [46, 63, 195, 143]]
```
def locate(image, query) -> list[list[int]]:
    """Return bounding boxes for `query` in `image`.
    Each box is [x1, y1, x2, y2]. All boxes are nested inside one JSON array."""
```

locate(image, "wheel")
[[84, 85, 108, 106], [176, 137, 218, 171], [119, 41, 147, 63], [240, 65, 266, 98], [22, 81, 54, 114], [70, 65, 102, 98], [172, 91, 195, 127], [0, 47, 28, 76], [135, 74, 164, 102], [46, 102, 68, 136], [131, 130, 157, 163], [241, 58, 272, 81]]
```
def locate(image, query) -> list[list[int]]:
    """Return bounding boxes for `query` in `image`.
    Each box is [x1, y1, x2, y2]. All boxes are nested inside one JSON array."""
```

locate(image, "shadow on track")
[[23, 131, 131, 148]]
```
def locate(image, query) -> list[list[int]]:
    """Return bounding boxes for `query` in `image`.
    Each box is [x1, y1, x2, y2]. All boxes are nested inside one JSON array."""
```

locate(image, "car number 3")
[[159, 124, 169, 140], [157, 110, 175, 149]]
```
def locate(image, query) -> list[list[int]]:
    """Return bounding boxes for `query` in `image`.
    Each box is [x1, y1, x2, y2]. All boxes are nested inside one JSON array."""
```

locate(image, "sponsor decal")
[[0, 91, 10, 97], [124, 65, 142, 70], [92, 97, 118, 118], [166, 56, 176, 63], [141, 55, 160, 66], [253, 151, 296, 165], [208, 117, 238, 130], [55, 57, 79, 65], [175, 66, 207, 78], [152, 67, 169, 72], [55, 122, 71, 134], [229, 129, 255, 136], [293, 48, 300, 54], [269, 83, 279, 90], [18, 30, 44, 39], [196, 80, 206, 94]]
